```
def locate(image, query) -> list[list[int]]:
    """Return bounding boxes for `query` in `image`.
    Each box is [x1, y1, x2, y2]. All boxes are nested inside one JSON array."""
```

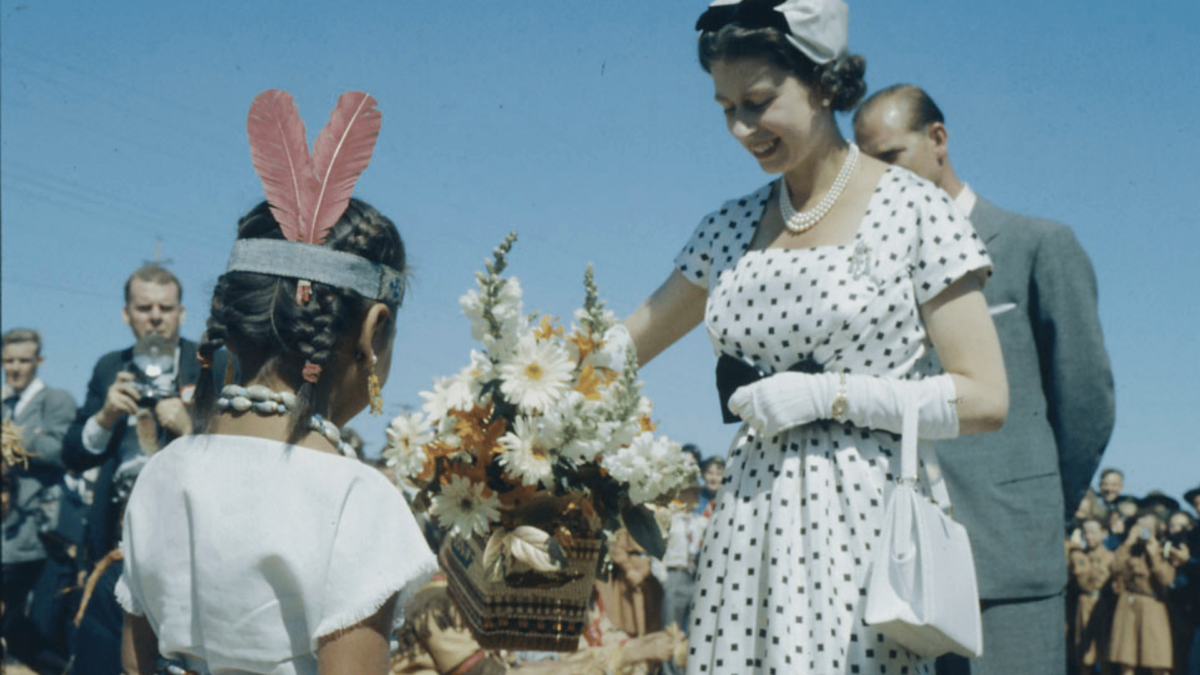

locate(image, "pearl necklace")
[[778, 143, 860, 234], [217, 384, 356, 458]]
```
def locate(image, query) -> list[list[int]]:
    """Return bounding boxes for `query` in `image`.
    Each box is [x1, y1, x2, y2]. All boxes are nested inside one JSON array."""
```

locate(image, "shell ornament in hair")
[[246, 89, 382, 304]]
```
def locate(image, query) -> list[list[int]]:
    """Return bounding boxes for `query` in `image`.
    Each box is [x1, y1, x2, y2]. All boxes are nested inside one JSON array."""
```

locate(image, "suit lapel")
[[968, 196, 1004, 245]]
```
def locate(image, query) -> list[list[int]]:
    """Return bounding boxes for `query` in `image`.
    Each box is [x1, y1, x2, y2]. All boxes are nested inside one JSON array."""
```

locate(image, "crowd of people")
[[1066, 470, 1200, 675], [0, 0, 1149, 674]]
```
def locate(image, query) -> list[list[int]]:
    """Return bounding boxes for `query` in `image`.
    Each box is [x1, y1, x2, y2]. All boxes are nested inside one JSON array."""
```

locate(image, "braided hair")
[[698, 23, 867, 112], [192, 198, 407, 443]]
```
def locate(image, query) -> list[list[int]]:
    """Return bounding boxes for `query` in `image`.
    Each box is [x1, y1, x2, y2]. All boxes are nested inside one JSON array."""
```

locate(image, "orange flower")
[[534, 315, 564, 340], [441, 461, 493, 495], [573, 364, 605, 401], [496, 478, 539, 508], [568, 329, 601, 363], [455, 404, 507, 465]]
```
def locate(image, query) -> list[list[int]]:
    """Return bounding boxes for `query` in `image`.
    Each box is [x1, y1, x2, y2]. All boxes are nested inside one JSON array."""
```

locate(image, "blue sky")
[[2, 0, 1197, 505]]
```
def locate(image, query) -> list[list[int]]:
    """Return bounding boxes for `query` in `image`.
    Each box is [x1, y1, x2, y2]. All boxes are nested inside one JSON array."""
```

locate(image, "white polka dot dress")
[[674, 167, 991, 675]]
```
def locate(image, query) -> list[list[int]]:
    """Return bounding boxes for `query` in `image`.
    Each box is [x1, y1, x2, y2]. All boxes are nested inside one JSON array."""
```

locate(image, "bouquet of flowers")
[[386, 233, 698, 580], [2, 419, 32, 470]]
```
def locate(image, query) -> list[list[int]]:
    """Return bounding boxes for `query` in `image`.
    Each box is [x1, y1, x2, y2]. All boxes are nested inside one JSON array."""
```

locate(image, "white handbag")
[[863, 400, 984, 658]]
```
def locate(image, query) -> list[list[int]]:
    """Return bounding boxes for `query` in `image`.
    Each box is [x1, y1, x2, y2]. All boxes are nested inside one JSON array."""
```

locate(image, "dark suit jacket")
[[928, 196, 1115, 600], [62, 338, 211, 563], [2, 383, 77, 563]]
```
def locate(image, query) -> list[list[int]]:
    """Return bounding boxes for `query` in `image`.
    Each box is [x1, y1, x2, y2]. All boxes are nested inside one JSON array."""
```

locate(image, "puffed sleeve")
[[313, 472, 438, 645], [674, 187, 770, 289], [674, 209, 722, 288], [909, 182, 992, 305]]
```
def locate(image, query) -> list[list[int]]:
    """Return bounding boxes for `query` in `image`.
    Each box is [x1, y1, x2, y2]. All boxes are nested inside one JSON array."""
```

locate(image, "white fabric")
[[116, 434, 438, 675], [954, 183, 977, 218], [728, 371, 960, 439], [863, 402, 983, 657], [673, 166, 991, 675], [8, 378, 46, 419], [704, 0, 849, 64], [81, 414, 113, 455]]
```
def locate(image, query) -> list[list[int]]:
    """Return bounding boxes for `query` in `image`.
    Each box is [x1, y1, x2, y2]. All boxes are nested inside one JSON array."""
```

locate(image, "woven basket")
[[440, 531, 602, 652]]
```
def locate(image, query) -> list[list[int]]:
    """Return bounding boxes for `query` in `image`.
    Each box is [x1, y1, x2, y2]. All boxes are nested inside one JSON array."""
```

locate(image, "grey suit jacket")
[[1, 384, 77, 564], [929, 196, 1115, 600]]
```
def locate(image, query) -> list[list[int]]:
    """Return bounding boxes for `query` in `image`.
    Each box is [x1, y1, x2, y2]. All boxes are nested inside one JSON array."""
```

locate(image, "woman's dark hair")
[[698, 24, 866, 112], [192, 198, 407, 443], [701, 456, 726, 472]]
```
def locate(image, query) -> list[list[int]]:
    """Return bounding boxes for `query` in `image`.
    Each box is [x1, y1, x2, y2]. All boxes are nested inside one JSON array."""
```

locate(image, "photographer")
[[1106, 508, 1183, 675], [61, 265, 207, 567], [60, 264, 221, 674]]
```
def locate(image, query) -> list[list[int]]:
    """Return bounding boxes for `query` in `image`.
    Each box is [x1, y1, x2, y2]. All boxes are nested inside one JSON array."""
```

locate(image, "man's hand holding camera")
[[95, 370, 191, 436], [95, 371, 140, 429]]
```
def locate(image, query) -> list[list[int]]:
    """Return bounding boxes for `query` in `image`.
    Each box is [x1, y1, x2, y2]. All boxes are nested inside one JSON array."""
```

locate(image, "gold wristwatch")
[[831, 372, 848, 421]]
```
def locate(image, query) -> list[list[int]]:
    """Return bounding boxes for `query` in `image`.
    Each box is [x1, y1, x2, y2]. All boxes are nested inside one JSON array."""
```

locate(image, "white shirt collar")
[[954, 183, 977, 217], [12, 378, 46, 419]]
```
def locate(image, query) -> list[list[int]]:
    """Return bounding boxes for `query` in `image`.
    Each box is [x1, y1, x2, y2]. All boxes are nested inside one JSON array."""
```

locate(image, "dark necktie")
[[2, 395, 18, 421]]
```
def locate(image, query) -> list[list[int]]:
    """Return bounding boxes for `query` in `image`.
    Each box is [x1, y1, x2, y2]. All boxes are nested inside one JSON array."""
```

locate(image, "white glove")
[[727, 372, 959, 439]]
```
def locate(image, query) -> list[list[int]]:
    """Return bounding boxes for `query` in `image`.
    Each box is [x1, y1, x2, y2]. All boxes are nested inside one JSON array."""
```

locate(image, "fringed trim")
[[76, 548, 126, 625], [313, 557, 439, 650]]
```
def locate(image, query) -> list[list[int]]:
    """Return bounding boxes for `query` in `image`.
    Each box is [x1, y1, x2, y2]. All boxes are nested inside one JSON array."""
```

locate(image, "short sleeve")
[[910, 184, 992, 305], [674, 210, 722, 288], [313, 472, 438, 646], [674, 185, 772, 288], [114, 564, 145, 617]]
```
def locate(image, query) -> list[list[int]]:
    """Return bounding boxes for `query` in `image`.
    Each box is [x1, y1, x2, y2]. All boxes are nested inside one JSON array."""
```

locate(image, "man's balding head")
[[854, 85, 959, 194]]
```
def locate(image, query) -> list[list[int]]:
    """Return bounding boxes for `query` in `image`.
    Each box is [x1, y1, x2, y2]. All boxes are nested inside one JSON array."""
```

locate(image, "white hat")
[[696, 0, 850, 65]]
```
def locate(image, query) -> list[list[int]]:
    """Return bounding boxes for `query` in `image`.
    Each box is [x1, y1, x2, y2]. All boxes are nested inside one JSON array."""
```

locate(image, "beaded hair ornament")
[[224, 89, 402, 383]]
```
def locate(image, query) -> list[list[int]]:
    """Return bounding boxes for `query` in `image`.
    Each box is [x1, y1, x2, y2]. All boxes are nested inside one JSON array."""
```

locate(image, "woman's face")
[[710, 57, 825, 177], [704, 464, 724, 492]]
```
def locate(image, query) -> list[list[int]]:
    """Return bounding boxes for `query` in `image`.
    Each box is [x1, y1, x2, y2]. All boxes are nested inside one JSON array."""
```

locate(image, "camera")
[[127, 334, 178, 406]]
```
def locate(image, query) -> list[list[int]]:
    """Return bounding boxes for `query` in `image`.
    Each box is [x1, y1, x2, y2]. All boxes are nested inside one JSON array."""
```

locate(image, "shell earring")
[[368, 354, 383, 416]]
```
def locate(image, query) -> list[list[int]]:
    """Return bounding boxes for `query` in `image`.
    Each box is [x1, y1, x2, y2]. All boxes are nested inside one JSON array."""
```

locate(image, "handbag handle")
[[901, 399, 954, 515]]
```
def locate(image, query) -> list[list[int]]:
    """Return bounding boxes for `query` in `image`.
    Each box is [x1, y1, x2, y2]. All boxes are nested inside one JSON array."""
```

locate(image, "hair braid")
[[193, 198, 407, 445], [191, 278, 233, 430]]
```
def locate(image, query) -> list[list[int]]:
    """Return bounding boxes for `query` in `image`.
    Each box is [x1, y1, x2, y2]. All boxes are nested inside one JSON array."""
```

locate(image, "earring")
[[368, 354, 383, 416], [821, 98, 831, 108], [223, 355, 237, 387]]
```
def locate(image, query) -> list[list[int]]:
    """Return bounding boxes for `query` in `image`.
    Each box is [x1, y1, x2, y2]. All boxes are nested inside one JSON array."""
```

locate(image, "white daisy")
[[382, 412, 433, 480], [497, 415, 556, 487], [430, 474, 501, 538], [498, 334, 574, 413]]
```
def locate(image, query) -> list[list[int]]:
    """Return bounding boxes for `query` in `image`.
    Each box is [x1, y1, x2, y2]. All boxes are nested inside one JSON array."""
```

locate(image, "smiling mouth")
[[748, 139, 779, 158]]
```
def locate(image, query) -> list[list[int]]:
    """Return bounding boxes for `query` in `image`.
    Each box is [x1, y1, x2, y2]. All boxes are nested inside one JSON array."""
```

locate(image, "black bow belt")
[[716, 353, 824, 424]]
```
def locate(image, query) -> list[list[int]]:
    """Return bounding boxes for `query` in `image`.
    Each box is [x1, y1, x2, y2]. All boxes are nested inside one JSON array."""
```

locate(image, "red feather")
[[308, 92, 382, 244], [246, 90, 318, 242]]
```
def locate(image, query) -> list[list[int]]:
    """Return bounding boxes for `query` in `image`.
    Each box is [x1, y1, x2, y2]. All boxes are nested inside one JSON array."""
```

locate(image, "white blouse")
[[116, 434, 438, 674]]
